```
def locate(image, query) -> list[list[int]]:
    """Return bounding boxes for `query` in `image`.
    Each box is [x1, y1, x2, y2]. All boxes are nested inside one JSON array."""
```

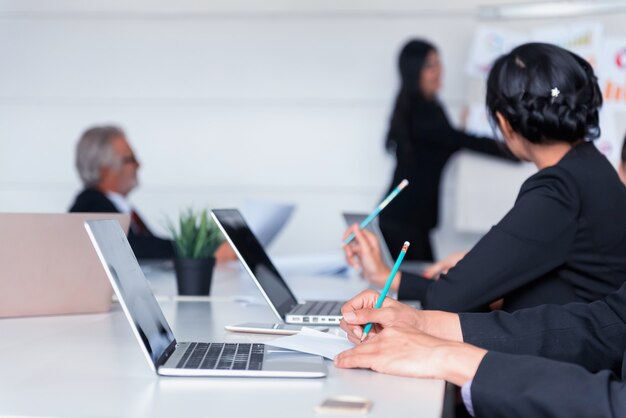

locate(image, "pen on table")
[[360, 241, 410, 343], [343, 179, 409, 246]]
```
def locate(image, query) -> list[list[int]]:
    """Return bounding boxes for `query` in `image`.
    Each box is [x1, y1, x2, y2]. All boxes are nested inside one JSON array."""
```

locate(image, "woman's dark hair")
[[486, 42, 602, 144], [386, 39, 437, 153]]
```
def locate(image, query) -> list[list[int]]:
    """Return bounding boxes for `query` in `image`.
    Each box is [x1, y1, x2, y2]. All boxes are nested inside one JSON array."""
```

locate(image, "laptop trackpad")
[[262, 350, 325, 372]]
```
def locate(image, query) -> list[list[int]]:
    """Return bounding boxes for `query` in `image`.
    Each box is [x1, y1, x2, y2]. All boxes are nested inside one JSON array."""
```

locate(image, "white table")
[[0, 256, 447, 418]]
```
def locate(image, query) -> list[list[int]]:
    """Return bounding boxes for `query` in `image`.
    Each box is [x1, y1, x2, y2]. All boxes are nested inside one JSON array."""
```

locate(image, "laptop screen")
[[211, 209, 298, 319], [85, 220, 175, 370]]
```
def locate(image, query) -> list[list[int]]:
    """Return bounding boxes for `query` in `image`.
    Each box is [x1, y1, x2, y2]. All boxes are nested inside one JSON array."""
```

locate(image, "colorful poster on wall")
[[599, 37, 626, 110], [597, 37, 626, 166], [531, 22, 603, 68], [465, 26, 527, 79], [596, 106, 622, 167]]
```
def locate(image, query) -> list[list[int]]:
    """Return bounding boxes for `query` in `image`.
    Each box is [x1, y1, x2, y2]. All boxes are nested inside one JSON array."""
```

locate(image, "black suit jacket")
[[399, 142, 626, 312], [69, 188, 174, 259], [459, 281, 626, 417]]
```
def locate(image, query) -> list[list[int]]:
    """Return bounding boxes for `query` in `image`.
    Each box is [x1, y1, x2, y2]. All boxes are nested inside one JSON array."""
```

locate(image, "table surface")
[[0, 255, 445, 418]]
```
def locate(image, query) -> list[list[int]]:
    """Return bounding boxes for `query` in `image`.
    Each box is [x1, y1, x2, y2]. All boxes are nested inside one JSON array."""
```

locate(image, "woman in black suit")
[[379, 39, 516, 261], [344, 43, 626, 313]]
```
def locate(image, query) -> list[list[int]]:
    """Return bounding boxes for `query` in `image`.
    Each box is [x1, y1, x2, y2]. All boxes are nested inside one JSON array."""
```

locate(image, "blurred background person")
[[69, 125, 175, 259], [69, 125, 237, 262], [379, 39, 517, 261]]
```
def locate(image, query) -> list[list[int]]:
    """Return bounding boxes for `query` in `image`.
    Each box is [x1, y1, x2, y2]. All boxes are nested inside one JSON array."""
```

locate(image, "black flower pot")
[[173, 257, 215, 296]]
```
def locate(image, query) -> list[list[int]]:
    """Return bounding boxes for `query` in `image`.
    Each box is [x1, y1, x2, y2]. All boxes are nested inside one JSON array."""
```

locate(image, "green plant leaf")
[[166, 207, 223, 259], [192, 210, 208, 258]]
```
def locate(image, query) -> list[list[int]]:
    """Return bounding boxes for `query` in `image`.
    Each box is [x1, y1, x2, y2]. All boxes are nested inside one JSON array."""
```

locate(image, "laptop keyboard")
[[291, 301, 343, 316], [177, 343, 264, 370]]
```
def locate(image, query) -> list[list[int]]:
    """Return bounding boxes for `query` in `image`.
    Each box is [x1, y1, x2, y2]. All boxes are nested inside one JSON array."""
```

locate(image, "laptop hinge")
[[157, 339, 178, 368]]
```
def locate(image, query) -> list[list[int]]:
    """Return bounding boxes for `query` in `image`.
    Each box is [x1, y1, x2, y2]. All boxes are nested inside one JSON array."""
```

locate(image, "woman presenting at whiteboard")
[[379, 39, 516, 261]]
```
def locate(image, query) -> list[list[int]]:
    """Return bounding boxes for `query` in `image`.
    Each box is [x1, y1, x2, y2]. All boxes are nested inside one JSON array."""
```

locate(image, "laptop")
[[240, 200, 294, 247], [342, 213, 394, 266], [342, 212, 430, 276], [85, 219, 326, 378], [0, 213, 130, 318], [211, 209, 343, 325]]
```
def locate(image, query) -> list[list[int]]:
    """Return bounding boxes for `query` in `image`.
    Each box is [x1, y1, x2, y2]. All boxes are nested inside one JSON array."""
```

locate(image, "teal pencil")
[[343, 179, 409, 245], [360, 241, 410, 342]]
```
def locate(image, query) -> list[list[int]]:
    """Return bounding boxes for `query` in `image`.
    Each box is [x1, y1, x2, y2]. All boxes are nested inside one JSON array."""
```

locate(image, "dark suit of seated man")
[[69, 125, 174, 259]]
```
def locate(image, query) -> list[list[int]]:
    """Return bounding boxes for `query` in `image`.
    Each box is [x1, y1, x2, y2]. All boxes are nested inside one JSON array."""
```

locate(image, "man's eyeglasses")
[[120, 154, 139, 165]]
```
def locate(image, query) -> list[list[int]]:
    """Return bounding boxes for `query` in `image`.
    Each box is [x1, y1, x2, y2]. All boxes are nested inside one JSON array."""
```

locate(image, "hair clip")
[[551, 87, 560, 99]]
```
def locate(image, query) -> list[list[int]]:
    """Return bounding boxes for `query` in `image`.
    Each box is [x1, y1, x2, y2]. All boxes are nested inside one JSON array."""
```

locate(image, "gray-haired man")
[[69, 125, 174, 259]]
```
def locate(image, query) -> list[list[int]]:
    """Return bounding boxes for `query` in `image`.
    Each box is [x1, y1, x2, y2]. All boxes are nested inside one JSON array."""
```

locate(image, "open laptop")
[[85, 219, 326, 378], [342, 212, 430, 276], [212, 209, 343, 325], [0, 213, 130, 318], [240, 200, 294, 247], [342, 213, 394, 266]]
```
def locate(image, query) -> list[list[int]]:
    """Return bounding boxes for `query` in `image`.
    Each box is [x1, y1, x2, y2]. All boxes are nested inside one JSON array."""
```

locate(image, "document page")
[[266, 327, 354, 360]]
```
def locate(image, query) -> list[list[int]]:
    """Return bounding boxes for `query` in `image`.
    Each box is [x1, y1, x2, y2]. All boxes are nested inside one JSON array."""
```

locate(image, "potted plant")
[[168, 209, 223, 295]]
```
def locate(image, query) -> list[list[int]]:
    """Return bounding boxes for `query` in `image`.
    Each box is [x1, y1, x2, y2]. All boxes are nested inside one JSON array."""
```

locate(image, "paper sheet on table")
[[240, 200, 295, 246], [266, 327, 354, 360]]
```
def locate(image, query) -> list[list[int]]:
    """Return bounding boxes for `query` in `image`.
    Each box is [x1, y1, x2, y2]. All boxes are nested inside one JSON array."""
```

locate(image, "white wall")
[[1, 1, 625, 257]]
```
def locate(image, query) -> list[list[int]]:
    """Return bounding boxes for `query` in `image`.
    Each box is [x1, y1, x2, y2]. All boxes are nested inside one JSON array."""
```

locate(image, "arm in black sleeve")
[[128, 232, 175, 259], [460, 282, 626, 373], [441, 129, 517, 161], [461, 133, 519, 162], [399, 166, 580, 312], [471, 351, 626, 418], [412, 112, 517, 161]]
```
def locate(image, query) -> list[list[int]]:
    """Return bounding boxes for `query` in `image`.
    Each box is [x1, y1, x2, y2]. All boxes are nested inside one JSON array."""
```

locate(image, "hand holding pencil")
[[343, 179, 408, 246], [341, 225, 401, 290], [360, 241, 410, 341], [339, 243, 416, 345]]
